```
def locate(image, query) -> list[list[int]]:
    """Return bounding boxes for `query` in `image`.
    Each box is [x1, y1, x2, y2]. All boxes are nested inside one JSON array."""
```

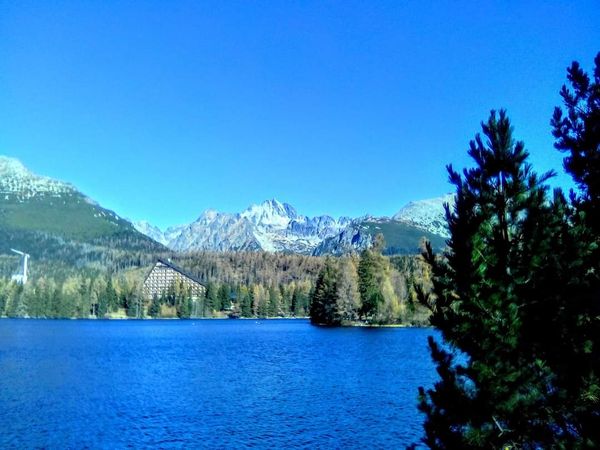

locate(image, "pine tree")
[[204, 281, 218, 314], [268, 286, 281, 317], [104, 277, 118, 312], [336, 257, 361, 323], [357, 237, 385, 321], [148, 294, 160, 318], [552, 52, 600, 231], [177, 295, 192, 318], [97, 278, 109, 318], [417, 110, 576, 448], [290, 287, 299, 317], [309, 258, 340, 325], [218, 284, 231, 311], [238, 286, 252, 317], [256, 285, 269, 318], [550, 53, 600, 445]]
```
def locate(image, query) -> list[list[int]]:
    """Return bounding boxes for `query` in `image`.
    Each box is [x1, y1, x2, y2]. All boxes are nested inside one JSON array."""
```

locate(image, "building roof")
[[150, 258, 205, 287]]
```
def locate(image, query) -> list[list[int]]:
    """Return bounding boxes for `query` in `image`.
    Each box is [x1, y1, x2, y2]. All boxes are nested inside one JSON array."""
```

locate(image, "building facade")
[[143, 258, 206, 300]]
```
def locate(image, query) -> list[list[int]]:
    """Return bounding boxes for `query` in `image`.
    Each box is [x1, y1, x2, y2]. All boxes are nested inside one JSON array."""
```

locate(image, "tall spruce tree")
[[551, 53, 600, 445], [415, 110, 580, 448], [358, 249, 382, 320], [309, 258, 339, 325], [336, 257, 361, 323], [552, 52, 600, 231], [358, 234, 386, 321], [218, 284, 231, 311]]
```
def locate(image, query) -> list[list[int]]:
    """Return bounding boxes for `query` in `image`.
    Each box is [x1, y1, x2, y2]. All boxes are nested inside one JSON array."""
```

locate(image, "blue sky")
[[0, 1, 599, 229]]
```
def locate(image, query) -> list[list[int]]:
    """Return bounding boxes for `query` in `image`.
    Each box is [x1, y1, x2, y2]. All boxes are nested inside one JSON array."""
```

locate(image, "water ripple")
[[0, 319, 438, 448]]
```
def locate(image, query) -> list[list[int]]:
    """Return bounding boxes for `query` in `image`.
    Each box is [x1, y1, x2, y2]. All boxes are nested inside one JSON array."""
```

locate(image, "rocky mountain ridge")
[[0, 155, 451, 257], [392, 194, 453, 238], [136, 199, 353, 254], [135, 196, 451, 255]]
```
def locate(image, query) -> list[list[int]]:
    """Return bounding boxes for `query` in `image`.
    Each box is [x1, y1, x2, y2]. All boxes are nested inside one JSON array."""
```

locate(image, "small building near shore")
[[143, 258, 206, 300]]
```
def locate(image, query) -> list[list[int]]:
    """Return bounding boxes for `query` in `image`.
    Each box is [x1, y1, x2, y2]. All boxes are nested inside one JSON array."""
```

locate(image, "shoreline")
[[0, 316, 432, 327]]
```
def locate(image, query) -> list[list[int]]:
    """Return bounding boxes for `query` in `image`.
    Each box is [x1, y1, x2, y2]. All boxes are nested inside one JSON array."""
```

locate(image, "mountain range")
[[133, 196, 452, 255], [0, 155, 452, 263]]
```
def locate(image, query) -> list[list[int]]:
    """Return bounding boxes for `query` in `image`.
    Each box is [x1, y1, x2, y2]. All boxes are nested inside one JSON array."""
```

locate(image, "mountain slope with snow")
[[0, 155, 451, 259], [0, 156, 164, 261], [0, 156, 76, 199], [312, 217, 448, 256], [393, 194, 454, 238], [134, 196, 449, 255], [136, 199, 352, 254]]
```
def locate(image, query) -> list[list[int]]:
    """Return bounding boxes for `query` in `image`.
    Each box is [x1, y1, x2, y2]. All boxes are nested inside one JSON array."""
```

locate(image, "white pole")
[[23, 255, 29, 284]]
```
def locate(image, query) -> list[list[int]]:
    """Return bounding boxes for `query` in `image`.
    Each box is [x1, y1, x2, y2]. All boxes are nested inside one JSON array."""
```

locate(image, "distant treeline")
[[309, 235, 431, 326], [0, 249, 430, 322]]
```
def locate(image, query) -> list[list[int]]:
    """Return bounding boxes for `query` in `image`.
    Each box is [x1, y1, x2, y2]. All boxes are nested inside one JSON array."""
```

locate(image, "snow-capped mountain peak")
[[198, 209, 220, 222], [135, 199, 352, 254], [0, 156, 30, 177], [240, 199, 297, 229], [133, 195, 453, 255], [393, 193, 454, 238], [0, 155, 75, 199]]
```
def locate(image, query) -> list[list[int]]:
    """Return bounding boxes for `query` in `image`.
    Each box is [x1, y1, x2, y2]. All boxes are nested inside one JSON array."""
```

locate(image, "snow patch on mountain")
[[134, 195, 454, 255], [0, 156, 160, 240], [135, 199, 352, 254], [0, 155, 75, 199], [393, 194, 454, 238], [133, 221, 171, 246], [240, 199, 297, 229], [312, 220, 374, 256]]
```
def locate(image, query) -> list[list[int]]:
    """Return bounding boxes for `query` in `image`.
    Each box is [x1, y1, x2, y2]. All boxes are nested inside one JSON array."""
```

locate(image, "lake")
[[0, 319, 439, 448]]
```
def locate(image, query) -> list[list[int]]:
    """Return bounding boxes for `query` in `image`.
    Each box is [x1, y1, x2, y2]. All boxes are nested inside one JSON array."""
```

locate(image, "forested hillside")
[[0, 248, 431, 322], [309, 236, 432, 326], [0, 156, 165, 276], [0, 156, 436, 322]]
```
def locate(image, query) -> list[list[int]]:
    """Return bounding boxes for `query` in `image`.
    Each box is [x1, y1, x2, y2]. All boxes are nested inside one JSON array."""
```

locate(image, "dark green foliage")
[[280, 285, 291, 315], [0, 190, 165, 277], [148, 295, 160, 318], [97, 292, 109, 317], [0, 251, 323, 320], [292, 287, 310, 317], [176, 296, 192, 319], [552, 52, 600, 230], [0, 192, 135, 240], [4, 283, 24, 317], [204, 282, 218, 313], [104, 278, 118, 312], [308, 239, 426, 326], [0, 288, 6, 313], [238, 288, 252, 317], [290, 288, 299, 316], [256, 292, 268, 318], [550, 53, 600, 446], [268, 286, 280, 317], [418, 107, 599, 448], [217, 284, 231, 311], [0, 243, 428, 321], [357, 248, 384, 320], [309, 259, 339, 325], [124, 290, 142, 318]]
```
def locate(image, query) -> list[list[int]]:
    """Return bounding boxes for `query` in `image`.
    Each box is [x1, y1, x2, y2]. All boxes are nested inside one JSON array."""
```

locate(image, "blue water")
[[0, 319, 438, 448]]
